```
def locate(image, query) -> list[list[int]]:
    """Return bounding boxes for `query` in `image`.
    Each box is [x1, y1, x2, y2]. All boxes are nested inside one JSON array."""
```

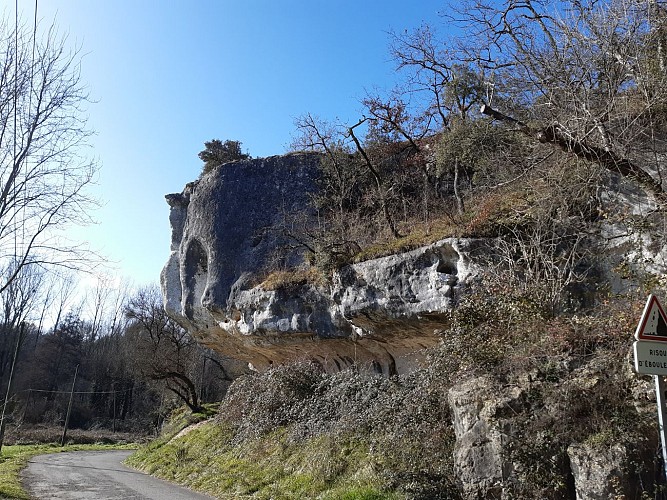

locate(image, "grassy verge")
[[0, 442, 137, 499], [127, 420, 398, 500]]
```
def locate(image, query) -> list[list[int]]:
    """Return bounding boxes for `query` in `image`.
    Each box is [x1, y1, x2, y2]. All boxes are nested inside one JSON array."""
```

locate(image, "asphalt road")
[[21, 450, 214, 499]]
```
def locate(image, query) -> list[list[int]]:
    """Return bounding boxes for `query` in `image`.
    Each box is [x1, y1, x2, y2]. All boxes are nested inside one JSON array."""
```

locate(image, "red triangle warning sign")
[[636, 295, 667, 341]]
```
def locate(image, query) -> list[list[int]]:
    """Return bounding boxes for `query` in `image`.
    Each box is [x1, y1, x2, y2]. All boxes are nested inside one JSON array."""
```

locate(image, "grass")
[[127, 420, 399, 500], [0, 442, 137, 499], [353, 226, 453, 264], [258, 267, 325, 292], [154, 402, 218, 443]]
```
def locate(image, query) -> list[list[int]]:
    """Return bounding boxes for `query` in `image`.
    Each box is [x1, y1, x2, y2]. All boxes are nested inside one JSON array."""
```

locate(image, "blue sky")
[[15, 1, 447, 287]]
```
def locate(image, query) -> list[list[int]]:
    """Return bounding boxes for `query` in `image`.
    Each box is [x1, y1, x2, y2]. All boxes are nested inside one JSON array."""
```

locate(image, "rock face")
[[448, 376, 517, 499], [162, 153, 484, 374], [444, 358, 658, 500], [162, 153, 321, 328], [567, 443, 632, 500]]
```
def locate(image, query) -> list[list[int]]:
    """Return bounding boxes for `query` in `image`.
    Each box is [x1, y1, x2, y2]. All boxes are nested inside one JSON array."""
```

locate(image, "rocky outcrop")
[[160, 154, 667, 498], [448, 376, 518, 499], [162, 153, 484, 373], [162, 152, 321, 328], [445, 357, 658, 500], [567, 443, 631, 500], [221, 238, 481, 337]]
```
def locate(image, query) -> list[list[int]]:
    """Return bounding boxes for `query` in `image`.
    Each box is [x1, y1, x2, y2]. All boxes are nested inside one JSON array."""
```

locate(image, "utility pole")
[[61, 365, 79, 447], [112, 383, 116, 434]]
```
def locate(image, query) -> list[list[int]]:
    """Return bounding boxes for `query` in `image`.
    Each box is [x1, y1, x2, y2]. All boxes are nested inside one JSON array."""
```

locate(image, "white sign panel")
[[634, 340, 667, 375]]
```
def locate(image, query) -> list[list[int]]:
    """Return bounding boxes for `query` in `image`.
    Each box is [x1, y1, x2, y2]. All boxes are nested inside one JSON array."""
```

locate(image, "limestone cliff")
[[162, 153, 484, 374]]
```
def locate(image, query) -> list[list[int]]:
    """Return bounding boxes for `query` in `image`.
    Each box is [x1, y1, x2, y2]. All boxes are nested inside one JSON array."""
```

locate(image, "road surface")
[[21, 450, 213, 499]]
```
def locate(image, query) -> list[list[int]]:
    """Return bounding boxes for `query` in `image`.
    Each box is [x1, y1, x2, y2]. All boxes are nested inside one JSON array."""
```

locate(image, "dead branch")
[[480, 104, 667, 207]]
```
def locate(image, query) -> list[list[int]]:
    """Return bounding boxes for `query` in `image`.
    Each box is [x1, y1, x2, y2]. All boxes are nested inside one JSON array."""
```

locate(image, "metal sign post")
[[656, 375, 667, 482]]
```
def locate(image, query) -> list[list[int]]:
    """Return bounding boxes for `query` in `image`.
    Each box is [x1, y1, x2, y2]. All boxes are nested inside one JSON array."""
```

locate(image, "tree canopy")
[[198, 139, 250, 175]]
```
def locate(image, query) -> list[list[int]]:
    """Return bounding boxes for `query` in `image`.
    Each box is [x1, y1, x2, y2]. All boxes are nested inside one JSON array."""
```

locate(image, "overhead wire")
[[24, 388, 134, 395]]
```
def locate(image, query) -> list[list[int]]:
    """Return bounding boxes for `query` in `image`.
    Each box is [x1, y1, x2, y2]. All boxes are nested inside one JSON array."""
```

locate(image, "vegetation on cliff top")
[[270, 0, 667, 310], [198, 139, 251, 176]]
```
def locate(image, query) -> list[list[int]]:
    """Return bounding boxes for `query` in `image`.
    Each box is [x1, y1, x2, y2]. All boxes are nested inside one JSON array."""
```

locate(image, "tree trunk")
[[347, 122, 402, 238], [454, 158, 465, 215]]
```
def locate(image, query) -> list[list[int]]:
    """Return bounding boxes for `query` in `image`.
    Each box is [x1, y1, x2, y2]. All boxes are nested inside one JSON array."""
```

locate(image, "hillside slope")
[[129, 289, 660, 499]]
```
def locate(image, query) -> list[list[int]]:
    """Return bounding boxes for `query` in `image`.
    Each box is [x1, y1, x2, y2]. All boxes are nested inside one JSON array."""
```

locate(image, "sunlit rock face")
[[162, 152, 320, 328], [162, 153, 484, 374]]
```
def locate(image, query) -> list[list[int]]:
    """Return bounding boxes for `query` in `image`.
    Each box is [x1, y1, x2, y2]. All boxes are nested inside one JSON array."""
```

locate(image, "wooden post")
[[112, 383, 116, 434], [61, 365, 78, 447]]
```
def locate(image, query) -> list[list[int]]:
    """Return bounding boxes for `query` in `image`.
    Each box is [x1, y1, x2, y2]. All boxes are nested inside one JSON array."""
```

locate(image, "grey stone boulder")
[[448, 376, 521, 499], [567, 442, 630, 500]]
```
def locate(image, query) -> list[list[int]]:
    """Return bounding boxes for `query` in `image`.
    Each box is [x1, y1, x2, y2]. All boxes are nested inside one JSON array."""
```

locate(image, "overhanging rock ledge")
[[161, 153, 485, 374]]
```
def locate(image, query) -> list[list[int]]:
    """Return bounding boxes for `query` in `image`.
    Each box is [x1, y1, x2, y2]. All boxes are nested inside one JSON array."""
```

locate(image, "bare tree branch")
[[481, 104, 667, 206], [0, 15, 99, 293]]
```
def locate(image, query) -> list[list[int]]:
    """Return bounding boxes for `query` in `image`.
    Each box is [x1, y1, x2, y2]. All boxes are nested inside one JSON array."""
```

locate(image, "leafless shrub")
[[220, 361, 324, 441], [219, 361, 459, 498]]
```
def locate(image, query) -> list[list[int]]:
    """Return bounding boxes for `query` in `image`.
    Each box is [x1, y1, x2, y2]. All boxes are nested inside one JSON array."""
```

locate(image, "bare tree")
[[388, 25, 456, 130], [453, 0, 667, 206], [388, 26, 503, 214], [292, 113, 404, 239], [291, 114, 359, 233], [0, 14, 98, 294], [125, 286, 204, 413], [44, 272, 78, 339], [362, 93, 427, 150], [0, 262, 45, 381], [81, 275, 131, 344]]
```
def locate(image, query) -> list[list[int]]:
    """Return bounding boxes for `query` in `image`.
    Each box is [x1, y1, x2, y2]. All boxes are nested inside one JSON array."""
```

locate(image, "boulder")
[[448, 376, 521, 499], [567, 442, 630, 500]]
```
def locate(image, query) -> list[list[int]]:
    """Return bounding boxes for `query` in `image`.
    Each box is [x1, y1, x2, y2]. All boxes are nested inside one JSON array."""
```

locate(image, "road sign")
[[633, 295, 667, 483], [634, 340, 667, 375], [635, 294, 667, 341]]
